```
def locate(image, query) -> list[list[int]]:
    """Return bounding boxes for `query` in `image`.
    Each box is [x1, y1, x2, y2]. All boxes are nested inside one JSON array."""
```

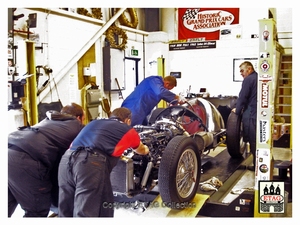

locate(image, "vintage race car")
[[111, 97, 245, 209]]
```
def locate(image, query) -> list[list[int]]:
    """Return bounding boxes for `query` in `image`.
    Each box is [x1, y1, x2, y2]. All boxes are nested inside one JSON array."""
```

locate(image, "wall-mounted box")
[[86, 89, 101, 106], [170, 71, 181, 78], [83, 67, 91, 76], [219, 24, 242, 40]]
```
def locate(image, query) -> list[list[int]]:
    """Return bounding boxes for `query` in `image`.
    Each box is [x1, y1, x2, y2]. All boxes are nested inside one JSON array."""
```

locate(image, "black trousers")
[[58, 149, 115, 217], [242, 108, 257, 166], [8, 148, 51, 217]]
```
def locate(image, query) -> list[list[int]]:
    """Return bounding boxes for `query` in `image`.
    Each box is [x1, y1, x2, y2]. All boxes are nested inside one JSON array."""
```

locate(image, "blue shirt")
[[70, 118, 140, 157], [121, 76, 176, 126]]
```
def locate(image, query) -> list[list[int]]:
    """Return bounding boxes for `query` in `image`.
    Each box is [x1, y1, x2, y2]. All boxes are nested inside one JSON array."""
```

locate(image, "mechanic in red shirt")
[[58, 107, 149, 217]]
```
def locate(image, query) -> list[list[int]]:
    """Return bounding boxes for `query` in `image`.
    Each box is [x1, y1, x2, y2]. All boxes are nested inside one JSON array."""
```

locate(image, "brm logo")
[[261, 82, 269, 108]]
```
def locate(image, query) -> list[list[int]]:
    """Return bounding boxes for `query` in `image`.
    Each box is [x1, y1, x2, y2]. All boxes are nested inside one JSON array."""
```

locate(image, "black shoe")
[[247, 165, 255, 171]]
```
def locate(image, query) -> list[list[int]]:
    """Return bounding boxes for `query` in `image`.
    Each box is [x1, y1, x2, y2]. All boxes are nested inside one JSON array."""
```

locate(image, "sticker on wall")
[[260, 81, 270, 108], [259, 120, 270, 144], [260, 60, 270, 72], [262, 30, 270, 42], [255, 149, 272, 186], [260, 52, 270, 58], [69, 74, 77, 102], [259, 164, 269, 173], [261, 110, 267, 117], [259, 73, 272, 81]]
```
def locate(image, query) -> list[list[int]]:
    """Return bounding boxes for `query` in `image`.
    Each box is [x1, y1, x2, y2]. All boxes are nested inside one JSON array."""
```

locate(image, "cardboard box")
[[273, 123, 282, 140], [281, 123, 291, 135]]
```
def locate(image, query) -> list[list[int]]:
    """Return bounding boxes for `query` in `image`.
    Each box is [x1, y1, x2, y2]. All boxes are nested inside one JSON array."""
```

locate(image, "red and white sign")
[[260, 60, 270, 72], [178, 8, 240, 41], [261, 195, 284, 202], [261, 81, 269, 108]]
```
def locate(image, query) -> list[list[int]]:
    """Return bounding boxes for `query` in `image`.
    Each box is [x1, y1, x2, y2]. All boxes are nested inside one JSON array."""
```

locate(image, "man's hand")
[[134, 142, 150, 155], [232, 108, 236, 113], [143, 145, 149, 155], [178, 95, 187, 104]]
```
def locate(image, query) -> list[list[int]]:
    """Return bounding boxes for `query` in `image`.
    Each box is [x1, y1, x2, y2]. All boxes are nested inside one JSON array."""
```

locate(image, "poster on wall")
[[233, 58, 258, 82], [178, 8, 240, 41]]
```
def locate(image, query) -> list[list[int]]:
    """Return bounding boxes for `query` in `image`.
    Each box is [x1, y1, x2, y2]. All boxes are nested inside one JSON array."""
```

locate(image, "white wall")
[[161, 8, 269, 41], [168, 39, 259, 97], [12, 8, 106, 105], [157, 8, 269, 97], [10, 7, 292, 116]]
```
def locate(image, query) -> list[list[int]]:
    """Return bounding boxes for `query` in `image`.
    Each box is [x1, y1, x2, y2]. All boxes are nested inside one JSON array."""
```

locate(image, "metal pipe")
[[141, 161, 153, 188], [119, 24, 149, 36], [26, 8, 106, 25]]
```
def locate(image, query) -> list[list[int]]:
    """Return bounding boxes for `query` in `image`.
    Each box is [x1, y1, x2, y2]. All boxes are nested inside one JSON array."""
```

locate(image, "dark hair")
[[61, 103, 84, 118], [110, 107, 132, 122]]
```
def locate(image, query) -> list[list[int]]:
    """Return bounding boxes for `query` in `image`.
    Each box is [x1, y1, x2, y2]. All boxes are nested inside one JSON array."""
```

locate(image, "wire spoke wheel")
[[176, 149, 198, 198], [159, 136, 201, 209]]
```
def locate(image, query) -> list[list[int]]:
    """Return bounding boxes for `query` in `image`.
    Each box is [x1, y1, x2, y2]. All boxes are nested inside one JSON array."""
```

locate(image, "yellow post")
[[157, 56, 166, 108], [18, 40, 38, 126], [254, 18, 278, 217], [27, 41, 38, 125]]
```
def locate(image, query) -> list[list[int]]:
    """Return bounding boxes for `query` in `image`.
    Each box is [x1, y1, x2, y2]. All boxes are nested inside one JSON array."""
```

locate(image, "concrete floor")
[[10, 147, 292, 218]]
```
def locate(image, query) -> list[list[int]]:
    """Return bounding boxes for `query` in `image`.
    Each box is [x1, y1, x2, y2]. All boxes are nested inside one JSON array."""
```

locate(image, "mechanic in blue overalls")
[[121, 75, 184, 126], [232, 61, 258, 171]]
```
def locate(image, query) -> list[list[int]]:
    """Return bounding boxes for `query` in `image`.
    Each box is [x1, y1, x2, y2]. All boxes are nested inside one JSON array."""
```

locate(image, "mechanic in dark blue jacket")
[[232, 61, 258, 171], [58, 107, 149, 217], [8, 103, 85, 217], [121, 75, 183, 126]]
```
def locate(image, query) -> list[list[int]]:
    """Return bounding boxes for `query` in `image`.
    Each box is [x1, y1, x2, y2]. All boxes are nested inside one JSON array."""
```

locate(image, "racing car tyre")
[[158, 136, 201, 209], [226, 112, 246, 158]]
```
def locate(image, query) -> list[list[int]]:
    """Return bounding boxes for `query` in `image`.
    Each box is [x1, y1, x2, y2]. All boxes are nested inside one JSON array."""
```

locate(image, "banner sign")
[[169, 41, 216, 51], [178, 8, 240, 41]]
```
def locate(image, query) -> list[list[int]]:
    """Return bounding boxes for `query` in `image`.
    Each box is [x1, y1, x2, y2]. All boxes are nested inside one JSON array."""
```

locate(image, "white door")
[[123, 59, 137, 100]]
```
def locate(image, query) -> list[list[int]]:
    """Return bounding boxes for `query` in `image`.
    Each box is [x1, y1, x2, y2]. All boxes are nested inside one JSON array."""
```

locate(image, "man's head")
[[61, 103, 85, 124], [239, 61, 255, 79], [110, 107, 132, 125], [163, 75, 177, 90]]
